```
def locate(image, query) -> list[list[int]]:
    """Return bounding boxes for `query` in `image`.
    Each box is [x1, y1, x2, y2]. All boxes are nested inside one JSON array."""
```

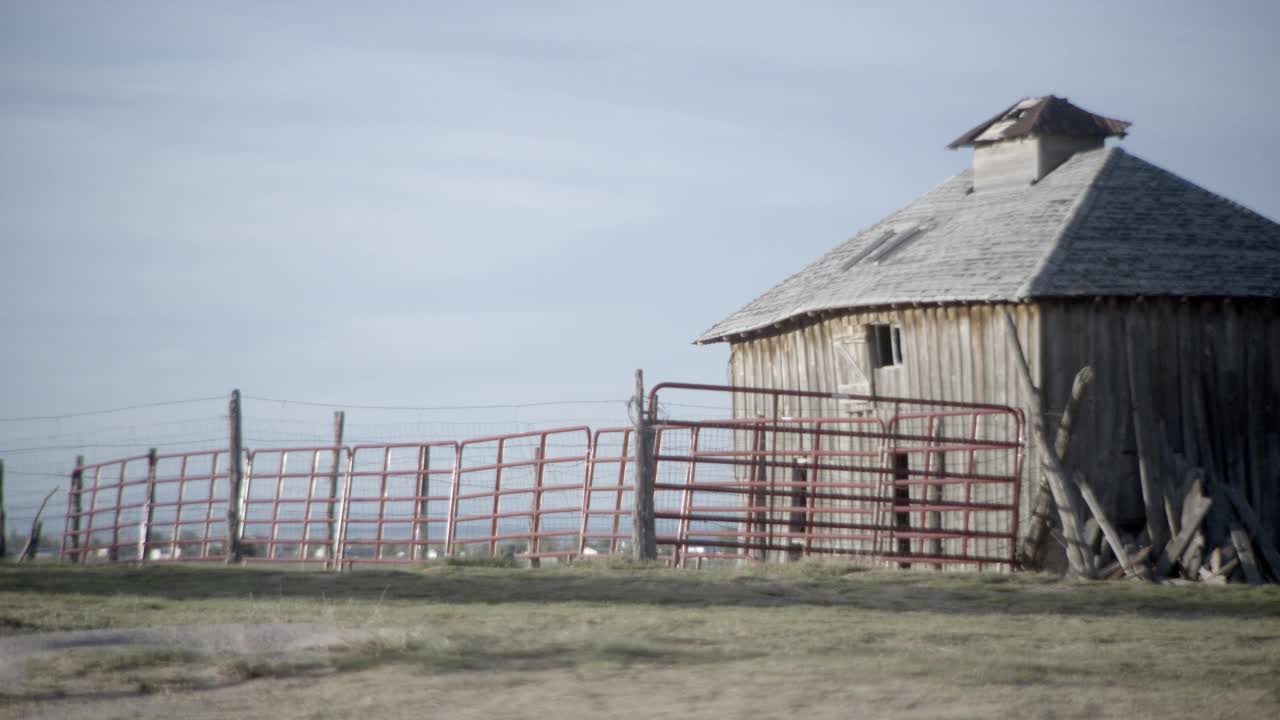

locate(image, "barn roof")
[[696, 147, 1280, 343]]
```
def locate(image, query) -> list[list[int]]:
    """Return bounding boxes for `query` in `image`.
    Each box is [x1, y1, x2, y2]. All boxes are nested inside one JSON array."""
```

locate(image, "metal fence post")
[[328, 410, 344, 568], [632, 369, 657, 562], [226, 389, 244, 564], [412, 445, 430, 561], [444, 445, 461, 557]]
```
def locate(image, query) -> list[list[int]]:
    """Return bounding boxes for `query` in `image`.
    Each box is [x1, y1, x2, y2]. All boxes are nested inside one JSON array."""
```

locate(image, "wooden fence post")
[[926, 420, 945, 569], [68, 455, 84, 562], [0, 458, 6, 559], [138, 448, 158, 563], [108, 460, 123, 563], [327, 410, 344, 568], [529, 446, 544, 568], [22, 524, 41, 561], [19, 488, 58, 563], [226, 389, 245, 564], [632, 369, 657, 562]]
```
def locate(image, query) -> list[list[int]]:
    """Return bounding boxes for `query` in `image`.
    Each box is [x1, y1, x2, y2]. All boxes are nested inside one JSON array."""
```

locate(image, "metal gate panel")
[[60, 450, 234, 564], [648, 383, 1024, 569], [60, 454, 153, 563], [338, 441, 458, 564], [447, 427, 591, 561], [142, 450, 233, 562], [241, 446, 346, 563], [577, 428, 635, 556]]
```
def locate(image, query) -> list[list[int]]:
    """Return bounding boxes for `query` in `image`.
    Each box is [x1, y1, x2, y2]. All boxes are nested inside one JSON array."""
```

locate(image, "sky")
[[1, 1, 1278, 521]]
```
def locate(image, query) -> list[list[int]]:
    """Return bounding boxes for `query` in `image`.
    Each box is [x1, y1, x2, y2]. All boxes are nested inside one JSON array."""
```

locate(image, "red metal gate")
[[58, 383, 1024, 571], [61, 450, 233, 563], [446, 427, 592, 562], [338, 441, 458, 564], [648, 383, 1024, 569]]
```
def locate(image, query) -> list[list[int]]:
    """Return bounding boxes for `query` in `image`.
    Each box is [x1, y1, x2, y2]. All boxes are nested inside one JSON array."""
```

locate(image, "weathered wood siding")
[[727, 304, 1042, 561], [726, 298, 1280, 558], [1040, 298, 1280, 552]]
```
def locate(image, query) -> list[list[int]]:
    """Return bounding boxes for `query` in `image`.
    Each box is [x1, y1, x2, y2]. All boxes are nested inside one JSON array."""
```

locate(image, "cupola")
[[948, 95, 1130, 192]]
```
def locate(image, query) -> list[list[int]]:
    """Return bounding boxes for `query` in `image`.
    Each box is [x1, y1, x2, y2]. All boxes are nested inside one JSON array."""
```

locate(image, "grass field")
[[2, 561, 1278, 719]]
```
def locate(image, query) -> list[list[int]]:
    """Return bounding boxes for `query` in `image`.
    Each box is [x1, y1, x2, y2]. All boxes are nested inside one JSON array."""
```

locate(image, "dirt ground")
[[10, 651, 1278, 720], [0, 624, 392, 687]]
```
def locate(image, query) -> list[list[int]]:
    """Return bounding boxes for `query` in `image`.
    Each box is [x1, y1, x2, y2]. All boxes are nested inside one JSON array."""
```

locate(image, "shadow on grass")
[[2, 562, 1278, 619]]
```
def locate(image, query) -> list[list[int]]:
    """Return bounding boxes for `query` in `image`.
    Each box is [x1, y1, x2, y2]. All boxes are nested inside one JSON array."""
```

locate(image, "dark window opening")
[[870, 324, 903, 369]]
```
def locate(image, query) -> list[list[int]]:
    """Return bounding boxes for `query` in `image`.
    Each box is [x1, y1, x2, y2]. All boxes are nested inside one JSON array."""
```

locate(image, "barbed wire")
[[0, 393, 675, 534], [243, 395, 627, 411], [0, 396, 225, 423], [0, 437, 228, 454]]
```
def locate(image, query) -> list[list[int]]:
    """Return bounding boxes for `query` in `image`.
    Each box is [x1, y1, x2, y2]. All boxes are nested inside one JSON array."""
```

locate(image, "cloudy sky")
[[1, 2, 1278, 512]]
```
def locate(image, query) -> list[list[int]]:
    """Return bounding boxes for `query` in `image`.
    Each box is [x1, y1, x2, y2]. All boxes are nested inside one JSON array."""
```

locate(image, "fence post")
[[19, 488, 57, 562], [108, 461, 123, 563], [0, 459, 6, 559], [23, 524, 41, 561], [926, 420, 945, 570], [327, 410, 344, 568], [138, 448, 158, 563], [529, 446, 544, 568], [68, 455, 84, 562], [412, 445, 431, 561], [444, 445, 461, 557], [226, 389, 244, 564], [632, 369, 657, 562]]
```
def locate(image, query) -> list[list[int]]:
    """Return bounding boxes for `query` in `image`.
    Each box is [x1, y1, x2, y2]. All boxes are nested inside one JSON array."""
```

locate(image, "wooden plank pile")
[[1005, 312, 1280, 584], [1066, 467, 1280, 584]]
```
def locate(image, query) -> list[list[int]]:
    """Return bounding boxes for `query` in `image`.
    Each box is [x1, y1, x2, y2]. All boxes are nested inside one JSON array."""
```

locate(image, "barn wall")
[[723, 298, 1280, 561], [1039, 298, 1280, 551], [726, 303, 1042, 559]]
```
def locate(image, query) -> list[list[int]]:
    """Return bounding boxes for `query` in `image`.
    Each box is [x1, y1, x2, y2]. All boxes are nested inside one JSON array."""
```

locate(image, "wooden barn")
[[696, 96, 1280, 573]]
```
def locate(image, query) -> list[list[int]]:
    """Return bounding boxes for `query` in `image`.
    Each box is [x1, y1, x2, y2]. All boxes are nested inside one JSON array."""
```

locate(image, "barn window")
[[869, 324, 903, 369]]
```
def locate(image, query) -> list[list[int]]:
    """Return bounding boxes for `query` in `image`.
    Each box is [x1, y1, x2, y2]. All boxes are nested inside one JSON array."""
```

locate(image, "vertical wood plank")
[[1177, 301, 1201, 468]]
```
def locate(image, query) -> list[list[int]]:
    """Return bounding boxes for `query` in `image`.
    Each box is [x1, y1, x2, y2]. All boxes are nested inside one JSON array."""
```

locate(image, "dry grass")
[[1, 561, 1279, 719]]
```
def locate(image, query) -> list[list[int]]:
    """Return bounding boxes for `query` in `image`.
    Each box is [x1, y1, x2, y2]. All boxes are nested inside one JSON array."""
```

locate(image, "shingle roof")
[[696, 147, 1280, 344], [947, 95, 1131, 149]]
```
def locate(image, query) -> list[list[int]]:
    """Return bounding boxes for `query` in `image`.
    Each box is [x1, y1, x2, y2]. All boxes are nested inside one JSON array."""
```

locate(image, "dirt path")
[[5, 633, 1274, 720], [0, 623, 398, 696], [14, 660, 1276, 720]]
